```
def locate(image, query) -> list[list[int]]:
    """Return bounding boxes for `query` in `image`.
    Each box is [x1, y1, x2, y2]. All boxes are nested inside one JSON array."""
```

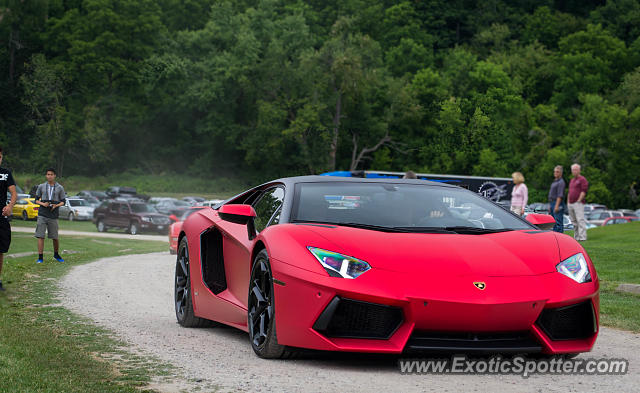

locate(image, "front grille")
[[313, 297, 403, 339], [405, 331, 541, 354], [536, 301, 596, 341], [151, 216, 170, 225]]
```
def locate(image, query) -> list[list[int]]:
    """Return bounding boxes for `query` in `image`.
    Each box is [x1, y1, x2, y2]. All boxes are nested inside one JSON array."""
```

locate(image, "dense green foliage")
[[1, 0, 639, 207]]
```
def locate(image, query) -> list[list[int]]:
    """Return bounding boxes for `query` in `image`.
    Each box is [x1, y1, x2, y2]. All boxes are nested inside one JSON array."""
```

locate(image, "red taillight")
[[34, 207, 39, 211]]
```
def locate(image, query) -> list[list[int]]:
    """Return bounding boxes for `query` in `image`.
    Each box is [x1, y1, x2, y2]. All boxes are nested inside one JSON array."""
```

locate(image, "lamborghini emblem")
[[473, 282, 486, 290]]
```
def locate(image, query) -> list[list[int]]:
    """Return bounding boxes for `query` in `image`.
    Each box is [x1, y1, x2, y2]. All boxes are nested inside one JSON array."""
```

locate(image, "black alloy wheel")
[[248, 249, 292, 358], [175, 237, 213, 327]]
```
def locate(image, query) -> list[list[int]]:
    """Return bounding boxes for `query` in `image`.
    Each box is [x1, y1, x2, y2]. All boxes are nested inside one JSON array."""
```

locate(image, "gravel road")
[[59, 253, 639, 392]]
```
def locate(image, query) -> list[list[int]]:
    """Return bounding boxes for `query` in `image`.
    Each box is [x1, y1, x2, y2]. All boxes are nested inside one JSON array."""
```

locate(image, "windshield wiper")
[[292, 220, 408, 233], [443, 226, 514, 234], [392, 226, 456, 234]]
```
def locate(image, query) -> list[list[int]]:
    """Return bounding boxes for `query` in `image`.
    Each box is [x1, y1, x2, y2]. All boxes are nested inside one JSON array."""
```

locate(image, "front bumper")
[[272, 259, 599, 355]]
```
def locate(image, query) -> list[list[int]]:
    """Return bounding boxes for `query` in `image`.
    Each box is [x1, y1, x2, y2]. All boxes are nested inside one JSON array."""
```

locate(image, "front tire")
[[175, 237, 214, 327], [129, 222, 138, 235], [248, 249, 292, 359], [97, 219, 107, 232]]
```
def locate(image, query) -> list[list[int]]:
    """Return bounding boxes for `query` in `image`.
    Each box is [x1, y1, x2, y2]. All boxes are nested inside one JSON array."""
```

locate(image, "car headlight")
[[307, 247, 371, 279], [556, 253, 591, 283], [141, 216, 152, 222]]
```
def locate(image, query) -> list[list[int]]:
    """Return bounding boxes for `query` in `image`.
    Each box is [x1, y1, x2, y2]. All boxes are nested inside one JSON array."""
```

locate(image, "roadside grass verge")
[[0, 232, 171, 392], [568, 222, 640, 332], [10, 219, 99, 233]]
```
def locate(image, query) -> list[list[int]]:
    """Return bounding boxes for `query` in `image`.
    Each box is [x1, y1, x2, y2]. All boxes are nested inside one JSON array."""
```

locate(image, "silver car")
[[59, 198, 95, 221]]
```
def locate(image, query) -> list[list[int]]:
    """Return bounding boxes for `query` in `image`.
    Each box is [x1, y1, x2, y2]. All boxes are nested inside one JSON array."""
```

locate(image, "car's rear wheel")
[[68, 212, 75, 221], [22, 211, 28, 221], [248, 249, 293, 359], [97, 219, 107, 232], [129, 222, 138, 235], [175, 237, 214, 327]]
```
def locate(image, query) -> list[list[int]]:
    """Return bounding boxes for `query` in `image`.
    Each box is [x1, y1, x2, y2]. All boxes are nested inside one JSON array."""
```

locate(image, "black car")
[[77, 190, 109, 200], [92, 200, 171, 234]]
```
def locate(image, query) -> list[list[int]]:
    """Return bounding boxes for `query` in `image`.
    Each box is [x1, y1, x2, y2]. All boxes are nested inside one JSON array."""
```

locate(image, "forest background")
[[1, 0, 639, 207]]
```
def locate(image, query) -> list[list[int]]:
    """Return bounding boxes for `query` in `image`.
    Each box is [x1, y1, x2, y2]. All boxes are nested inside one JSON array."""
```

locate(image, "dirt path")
[[59, 253, 640, 392]]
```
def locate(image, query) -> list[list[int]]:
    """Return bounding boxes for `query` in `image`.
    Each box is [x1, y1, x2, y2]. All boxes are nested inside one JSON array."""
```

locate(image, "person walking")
[[568, 163, 589, 241], [548, 165, 566, 233], [510, 172, 528, 216], [0, 147, 18, 291], [34, 168, 66, 263]]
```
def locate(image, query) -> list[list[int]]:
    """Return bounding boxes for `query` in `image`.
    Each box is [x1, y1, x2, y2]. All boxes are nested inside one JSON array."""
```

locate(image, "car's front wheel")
[[248, 249, 293, 359], [129, 222, 138, 235], [97, 219, 107, 232], [175, 237, 214, 327]]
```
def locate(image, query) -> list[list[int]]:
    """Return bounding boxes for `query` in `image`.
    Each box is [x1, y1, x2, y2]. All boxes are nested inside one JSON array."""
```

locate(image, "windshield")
[[130, 203, 157, 213], [293, 182, 533, 232], [173, 200, 191, 207], [69, 199, 88, 207]]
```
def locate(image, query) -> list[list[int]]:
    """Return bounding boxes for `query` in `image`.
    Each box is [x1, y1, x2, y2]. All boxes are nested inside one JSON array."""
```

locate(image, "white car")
[[201, 199, 224, 207], [586, 210, 623, 226], [59, 198, 95, 221]]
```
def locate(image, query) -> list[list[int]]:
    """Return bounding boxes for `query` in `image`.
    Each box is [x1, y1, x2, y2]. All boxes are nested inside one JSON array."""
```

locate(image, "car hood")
[[291, 225, 561, 277]]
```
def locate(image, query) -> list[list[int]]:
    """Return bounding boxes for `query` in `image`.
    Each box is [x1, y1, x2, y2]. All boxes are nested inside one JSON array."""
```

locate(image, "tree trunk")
[[329, 89, 342, 171]]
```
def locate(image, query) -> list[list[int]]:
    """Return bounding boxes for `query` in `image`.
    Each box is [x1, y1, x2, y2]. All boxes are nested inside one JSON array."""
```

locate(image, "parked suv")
[[92, 200, 171, 234]]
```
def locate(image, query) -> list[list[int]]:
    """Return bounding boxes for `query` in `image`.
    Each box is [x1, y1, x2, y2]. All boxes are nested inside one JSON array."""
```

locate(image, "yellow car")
[[12, 198, 39, 220]]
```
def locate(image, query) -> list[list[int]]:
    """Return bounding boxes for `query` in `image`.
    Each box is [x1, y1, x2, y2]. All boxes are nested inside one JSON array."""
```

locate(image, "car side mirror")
[[218, 204, 257, 240], [525, 213, 556, 231], [169, 214, 178, 222]]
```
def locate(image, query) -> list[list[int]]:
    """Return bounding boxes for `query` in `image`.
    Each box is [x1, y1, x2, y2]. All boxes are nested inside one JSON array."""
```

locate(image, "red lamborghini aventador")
[[175, 176, 599, 358]]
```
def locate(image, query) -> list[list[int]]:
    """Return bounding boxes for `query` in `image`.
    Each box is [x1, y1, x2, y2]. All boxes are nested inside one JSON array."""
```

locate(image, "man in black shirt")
[[548, 165, 566, 233], [34, 168, 66, 263], [0, 147, 18, 291]]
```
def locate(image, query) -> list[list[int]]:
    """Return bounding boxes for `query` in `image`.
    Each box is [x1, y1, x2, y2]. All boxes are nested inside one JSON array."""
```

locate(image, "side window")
[[110, 203, 119, 213], [120, 204, 130, 214], [253, 187, 285, 233]]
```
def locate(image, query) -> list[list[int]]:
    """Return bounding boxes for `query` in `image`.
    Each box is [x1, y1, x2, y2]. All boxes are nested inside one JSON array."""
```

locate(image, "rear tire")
[[175, 237, 215, 327], [248, 249, 294, 359], [22, 211, 28, 221]]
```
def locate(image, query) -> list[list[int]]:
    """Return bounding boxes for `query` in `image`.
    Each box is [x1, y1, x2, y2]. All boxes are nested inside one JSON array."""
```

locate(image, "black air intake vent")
[[536, 301, 597, 341], [313, 297, 403, 339]]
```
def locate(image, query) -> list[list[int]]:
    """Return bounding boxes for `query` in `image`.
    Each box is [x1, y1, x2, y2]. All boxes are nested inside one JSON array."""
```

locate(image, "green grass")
[[0, 232, 169, 393], [11, 218, 99, 233], [574, 222, 640, 332], [14, 172, 248, 200]]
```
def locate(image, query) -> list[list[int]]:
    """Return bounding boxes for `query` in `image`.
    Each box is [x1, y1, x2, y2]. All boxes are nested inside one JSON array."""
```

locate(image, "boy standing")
[[0, 147, 18, 291], [34, 168, 66, 263]]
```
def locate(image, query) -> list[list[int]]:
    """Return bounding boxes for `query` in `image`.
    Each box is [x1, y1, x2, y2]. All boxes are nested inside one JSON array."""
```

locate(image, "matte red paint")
[[179, 207, 599, 354]]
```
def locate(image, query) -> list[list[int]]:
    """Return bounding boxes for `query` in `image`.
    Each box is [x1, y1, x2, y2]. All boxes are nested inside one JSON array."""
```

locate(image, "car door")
[[118, 204, 131, 227], [105, 203, 120, 227], [221, 186, 285, 308], [59, 200, 70, 218]]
